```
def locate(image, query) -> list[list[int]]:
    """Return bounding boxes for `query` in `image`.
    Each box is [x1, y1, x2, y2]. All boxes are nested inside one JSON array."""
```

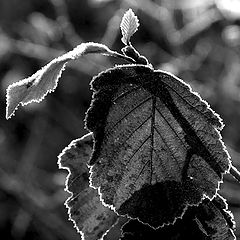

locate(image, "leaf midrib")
[[104, 88, 185, 184], [150, 96, 156, 184]]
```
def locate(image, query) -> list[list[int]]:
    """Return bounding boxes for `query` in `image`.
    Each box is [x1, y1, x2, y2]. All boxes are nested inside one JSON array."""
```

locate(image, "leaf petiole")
[[106, 50, 136, 64]]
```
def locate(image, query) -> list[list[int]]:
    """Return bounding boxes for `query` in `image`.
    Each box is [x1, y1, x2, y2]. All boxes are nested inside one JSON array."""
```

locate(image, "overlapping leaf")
[[58, 133, 119, 240], [6, 42, 115, 119], [86, 64, 231, 228], [120, 194, 236, 240]]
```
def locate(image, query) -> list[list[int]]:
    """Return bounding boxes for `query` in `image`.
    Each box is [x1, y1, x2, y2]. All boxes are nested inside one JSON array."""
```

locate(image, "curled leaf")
[[120, 9, 139, 45], [6, 42, 113, 119], [58, 133, 119, 240], [86, 65, 230, 228], [121, 194, 236, 240]]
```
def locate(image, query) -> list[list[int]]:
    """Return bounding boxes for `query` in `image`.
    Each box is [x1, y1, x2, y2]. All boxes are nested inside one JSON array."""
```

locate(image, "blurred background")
[[1, 0, 240, 239]]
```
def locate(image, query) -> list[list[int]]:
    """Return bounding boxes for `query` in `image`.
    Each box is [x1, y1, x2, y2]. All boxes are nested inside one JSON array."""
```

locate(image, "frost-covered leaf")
[[121, 194, 236, 240], [120, 9, 139, 45], [86, 65, 231, 228], [58, 132, 119, 240], [6, 42, 113, 119]]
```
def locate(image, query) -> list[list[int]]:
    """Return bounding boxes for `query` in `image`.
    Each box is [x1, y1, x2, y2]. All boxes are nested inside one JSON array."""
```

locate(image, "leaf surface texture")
[[58, 133, 119, 240], [120, 194, 236, 240], [120, 9, 139, 45], [86, 65, 230, 228]]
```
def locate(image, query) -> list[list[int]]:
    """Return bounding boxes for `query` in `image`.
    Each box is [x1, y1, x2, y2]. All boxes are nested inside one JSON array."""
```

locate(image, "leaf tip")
[[5, 73, 38, 120], [6, 83, 21, 120]]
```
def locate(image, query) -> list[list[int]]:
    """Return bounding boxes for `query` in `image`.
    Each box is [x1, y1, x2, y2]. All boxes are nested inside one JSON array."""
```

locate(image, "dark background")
[[1, 0, 240, 239]]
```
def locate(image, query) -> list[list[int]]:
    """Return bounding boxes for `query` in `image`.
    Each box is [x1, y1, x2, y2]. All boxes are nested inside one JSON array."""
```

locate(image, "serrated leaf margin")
[[120, 9, 139, 45], [6, 43, 114, 119]]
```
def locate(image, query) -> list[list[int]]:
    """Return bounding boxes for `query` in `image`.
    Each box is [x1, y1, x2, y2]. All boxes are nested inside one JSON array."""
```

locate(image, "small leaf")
[[120, 9, 139, 45], [86, 65, 231, 228], [121, 194, 236, 240], [6, 42, 113, 119], [58, 132, 119, 240]]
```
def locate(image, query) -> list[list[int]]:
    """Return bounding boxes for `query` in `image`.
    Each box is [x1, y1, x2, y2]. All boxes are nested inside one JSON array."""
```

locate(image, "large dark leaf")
[[86, 65, 231, 228], [120, 194, 236, 240], [58, 133, 119, 240]]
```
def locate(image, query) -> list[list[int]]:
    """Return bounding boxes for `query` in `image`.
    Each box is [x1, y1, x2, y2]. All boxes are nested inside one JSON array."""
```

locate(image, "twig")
[[109, 51, 136, 63], [230, 165, 240, 183]]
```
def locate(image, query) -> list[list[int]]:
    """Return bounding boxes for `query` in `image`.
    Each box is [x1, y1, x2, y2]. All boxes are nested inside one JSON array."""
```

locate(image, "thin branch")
[[109, 51, 136, 63], [229, 165, 240, 183]]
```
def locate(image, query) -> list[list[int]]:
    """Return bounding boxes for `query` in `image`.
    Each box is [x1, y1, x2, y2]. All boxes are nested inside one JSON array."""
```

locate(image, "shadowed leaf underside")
[[121, 194, 236, 240], [58, 133, 119, 240], [86, 65, 231, 228]]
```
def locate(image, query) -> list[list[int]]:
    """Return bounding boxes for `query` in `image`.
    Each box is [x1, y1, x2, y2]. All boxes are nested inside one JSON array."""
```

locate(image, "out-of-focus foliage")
[[1, 0, 240, 239]]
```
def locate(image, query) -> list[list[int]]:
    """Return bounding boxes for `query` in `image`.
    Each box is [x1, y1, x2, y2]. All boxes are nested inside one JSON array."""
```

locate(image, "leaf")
[[120, 194, 236, 240], [120, 9, 139, 45], [58, 132, 119, 240], [103, 217, 129, 240], [86, 65, 231, 228], [6, 42, 114, 119]]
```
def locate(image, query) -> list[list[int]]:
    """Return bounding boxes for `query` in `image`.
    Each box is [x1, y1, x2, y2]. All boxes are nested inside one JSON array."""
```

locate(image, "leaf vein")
[[105, 95, 151, 135], [155, 107, 188, 151], [123, 116, 151, 143], [103, 116, 151, 150], [132, 160, 151, 187], [126, 136, 151, 166], [150, 96, 156, 184], [112, 85, 141, 103], [153, 148, 173, 179], [162, 81, 215, 124], [154, 126, 182, 175]]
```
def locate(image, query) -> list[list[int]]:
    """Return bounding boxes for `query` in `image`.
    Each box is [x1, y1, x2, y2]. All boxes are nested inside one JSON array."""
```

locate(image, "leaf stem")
[[108, 51, 136, 64], [229, 165, 240, 183]]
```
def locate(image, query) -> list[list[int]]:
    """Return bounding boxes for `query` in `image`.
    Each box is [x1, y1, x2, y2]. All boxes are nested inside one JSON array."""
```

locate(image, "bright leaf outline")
[[86, 64, 231, 228], [6, 42, 117, 119], [120, 9, 139, 45], [58, 132, 120, 240], [120, 194, 236, 240]]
